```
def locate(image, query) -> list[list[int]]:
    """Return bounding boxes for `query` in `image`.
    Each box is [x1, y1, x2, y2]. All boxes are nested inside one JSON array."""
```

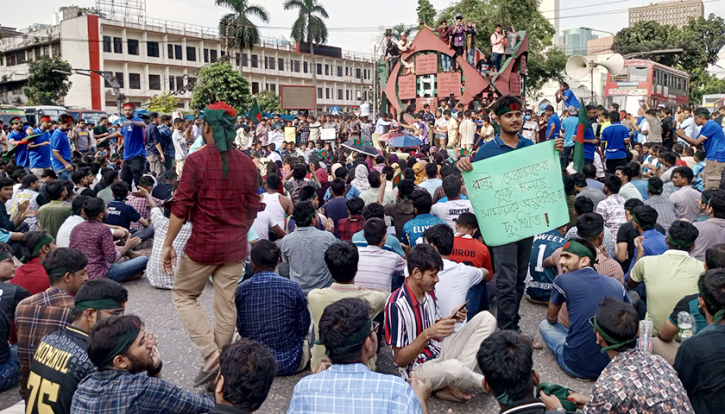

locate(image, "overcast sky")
[[4, 0, 724, 54]]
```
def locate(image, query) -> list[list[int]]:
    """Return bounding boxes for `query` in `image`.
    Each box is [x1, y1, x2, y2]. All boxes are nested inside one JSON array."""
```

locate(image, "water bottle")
[[678, 311, 695, 340], [638, 320, 653, 353]]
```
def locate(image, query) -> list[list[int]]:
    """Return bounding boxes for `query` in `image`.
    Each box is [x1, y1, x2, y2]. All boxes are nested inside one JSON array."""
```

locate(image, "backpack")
[[289, 180, 308, 204]]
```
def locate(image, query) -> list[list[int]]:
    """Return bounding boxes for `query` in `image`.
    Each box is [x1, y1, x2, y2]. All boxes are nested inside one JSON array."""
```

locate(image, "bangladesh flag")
[[392, 172, 402, 189], [249, 99, 262, 125], [572, 105, 588, 172], [3, 133, 42, 163]]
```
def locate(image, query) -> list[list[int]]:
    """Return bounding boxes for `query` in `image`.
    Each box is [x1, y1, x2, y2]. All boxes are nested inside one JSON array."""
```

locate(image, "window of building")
[[356, 68, 361, 79], [363, 91, 367, 101], [266, 83, 276, 92], [176, 76, 184, 89], [204, 48, 209, 63], [279, 58, 285, 71], [149, 74, 161, 90], [103, 36, 111, 53], [221, 51, 226, 57], [251, 54, 258, 68], [186, 46, 196, 61], [104, 72, 124, 88], [35, 48, 41, 59], [317, 63, 322, 75], [318, 87, 323, 98], [147, 41, 160, 57], [175, 45, 183, 60], [338, 89, 343, 100], [326, 88, 330, 99], [304, 62, 308, 73], [169, 76, 175, 90], [128, 39, 139, 55], [242, 53, 248, 67], [337, 66, 343, 77], [187, 77, 196, 87], [252, 82, 260, 94], [129, 73, 141, 89], [325, 64, 329, 75], [43, 45, 49, 56], [169, 44, 174, 59], [235, 53, 240, 66], [267, 56, 275, 70], [210, 49, 218, 62], [346, 90, 350, 101], [294, 60, 300, 72], [346, 67, 349, 76], [113, 37, 123, 53]]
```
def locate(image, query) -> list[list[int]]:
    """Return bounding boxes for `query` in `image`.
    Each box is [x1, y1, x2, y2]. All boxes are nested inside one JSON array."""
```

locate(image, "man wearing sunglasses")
[[539, 238, 631, 380]]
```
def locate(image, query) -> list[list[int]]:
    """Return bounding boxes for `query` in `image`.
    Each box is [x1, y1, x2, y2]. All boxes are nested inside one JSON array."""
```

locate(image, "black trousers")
[[121, 155, 145, 189]]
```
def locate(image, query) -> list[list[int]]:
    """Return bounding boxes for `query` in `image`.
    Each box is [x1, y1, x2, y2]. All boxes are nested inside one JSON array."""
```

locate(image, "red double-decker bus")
[[604, 59, 689, 114]]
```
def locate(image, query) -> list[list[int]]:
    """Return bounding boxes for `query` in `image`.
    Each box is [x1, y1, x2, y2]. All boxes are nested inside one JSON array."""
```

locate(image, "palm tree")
[[391, 23, 414, 41], [216, 0, 269, 72], [283, 0, 329, 95]]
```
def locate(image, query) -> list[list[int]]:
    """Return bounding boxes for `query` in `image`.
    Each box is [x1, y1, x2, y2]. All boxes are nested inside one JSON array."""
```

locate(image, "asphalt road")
[[0, 277, 594, 413]]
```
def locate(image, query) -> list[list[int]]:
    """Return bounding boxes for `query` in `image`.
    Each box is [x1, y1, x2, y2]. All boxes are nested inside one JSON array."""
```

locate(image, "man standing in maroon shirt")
[[161, 101, 263, 386]]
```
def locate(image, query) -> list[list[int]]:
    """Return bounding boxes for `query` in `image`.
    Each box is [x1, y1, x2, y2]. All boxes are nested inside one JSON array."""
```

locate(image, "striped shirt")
[[356, 245, 406, 291], [644, 195, 678, 233], [596, 194, 627, 236], [384, 281, 441, 378]]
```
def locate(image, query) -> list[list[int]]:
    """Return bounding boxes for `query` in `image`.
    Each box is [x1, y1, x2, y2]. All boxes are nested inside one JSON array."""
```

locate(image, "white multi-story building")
[[629, 0, 704, 28], [0, 10, 375, 114]]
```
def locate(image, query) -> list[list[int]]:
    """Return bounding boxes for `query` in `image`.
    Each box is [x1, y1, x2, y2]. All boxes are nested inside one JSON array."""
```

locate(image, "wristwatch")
[[555, 408, 567, 413]]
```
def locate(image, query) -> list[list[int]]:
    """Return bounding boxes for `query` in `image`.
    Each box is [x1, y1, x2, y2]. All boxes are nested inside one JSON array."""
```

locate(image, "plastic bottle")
[[678, 311, 695, 340], [638, 320, 653, 353]]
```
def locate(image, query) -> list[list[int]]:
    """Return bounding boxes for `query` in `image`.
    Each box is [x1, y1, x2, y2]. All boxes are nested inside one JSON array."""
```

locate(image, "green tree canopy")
[[190, 61, 251, 114], [391, 23, 415, 41], [145, 93, 180, 113], [416, 0, 436, 28], [22, 56, 72, 105], [254, 90, 281, 113], [216, 0, 269, 52], [612, 14, 725, 102]]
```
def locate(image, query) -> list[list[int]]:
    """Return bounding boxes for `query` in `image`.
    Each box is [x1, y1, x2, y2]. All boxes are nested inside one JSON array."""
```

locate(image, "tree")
[[390, 23, 415, 41], [216, 0, 269, 71], [22, 55, 72, 105], [190, 61, 251, 114], [416, 0, 437, 28], [284, 0, 329, 94], [526, 47, 567, 101], [145, 93, 180, 113], [437, 0, 562, 98], [254, 90, 282, 113], [612, 14, 725, 102]]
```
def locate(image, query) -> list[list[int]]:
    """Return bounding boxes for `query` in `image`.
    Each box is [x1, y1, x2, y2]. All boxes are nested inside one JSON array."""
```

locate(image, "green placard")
[[461, 140, 568, 246]]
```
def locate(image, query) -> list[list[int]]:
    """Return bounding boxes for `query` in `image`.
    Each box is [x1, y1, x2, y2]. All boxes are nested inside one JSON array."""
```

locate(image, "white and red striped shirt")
[[356, 245, 406, 291]]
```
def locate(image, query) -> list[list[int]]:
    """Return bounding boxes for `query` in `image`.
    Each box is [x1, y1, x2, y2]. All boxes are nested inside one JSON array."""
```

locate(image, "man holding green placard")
[[457, 95, 564, 338]]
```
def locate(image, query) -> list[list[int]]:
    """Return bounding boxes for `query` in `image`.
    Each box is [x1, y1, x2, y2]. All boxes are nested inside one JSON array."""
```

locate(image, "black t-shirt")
[[152, 183, 172, 200], [616, 221, 666, 271], [0, 282, 30, 364], [27, 326, 96, 414]]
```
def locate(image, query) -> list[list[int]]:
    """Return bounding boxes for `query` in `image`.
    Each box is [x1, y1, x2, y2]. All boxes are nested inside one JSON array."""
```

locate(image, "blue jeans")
[[562, 146, 574, 167], [491, 53, 503, 71], [441, 54, 452, 71], [466, 49, 476, 67], [55, 169, 72, 181], [106, 256, 149, 283], [539, 320, 587, 378], [466, 281, 490, 319], [0, 345, 19, 392], [131, 225, 154, 242]]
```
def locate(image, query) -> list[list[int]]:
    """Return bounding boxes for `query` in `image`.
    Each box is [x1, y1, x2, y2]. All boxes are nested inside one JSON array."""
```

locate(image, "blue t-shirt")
[[561, 89, 580, 110], [561, 116, 578, 148], [144, 122, 161, 155], [29, 127, 52, 169], [583, 126, 596, 160], [546, 114, 561, 139], [105, 200, 142, 229], [625, 228, 668, 279], [474, 134, 535, 162], [352, 229, 405, 257], [321, 197, 349, 238], [400, 213, 446, 247], [50, 129, 72, 171], [122, 117, 146, 161], [550, 267, 631, 379], [8, 131, 28, 167], [699, 120, 725, 162], [601, 122, 628, 160], [526, 230, 567, 302], [630, 179, 650, 200], [323, 185, 361, 201], [692, 161, 706, 191]]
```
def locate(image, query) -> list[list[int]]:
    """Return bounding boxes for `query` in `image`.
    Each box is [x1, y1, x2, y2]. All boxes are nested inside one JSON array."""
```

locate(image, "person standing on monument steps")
[[457, 95, 563, 346], [162, 101, 264, 388]]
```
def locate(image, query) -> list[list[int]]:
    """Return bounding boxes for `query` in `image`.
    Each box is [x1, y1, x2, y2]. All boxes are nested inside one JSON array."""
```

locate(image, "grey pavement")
[[0, 278, 594, 413]]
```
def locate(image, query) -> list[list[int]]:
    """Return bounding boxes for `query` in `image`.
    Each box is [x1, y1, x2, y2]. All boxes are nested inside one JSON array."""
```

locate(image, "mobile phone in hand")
[[449, 301, 470, 319]]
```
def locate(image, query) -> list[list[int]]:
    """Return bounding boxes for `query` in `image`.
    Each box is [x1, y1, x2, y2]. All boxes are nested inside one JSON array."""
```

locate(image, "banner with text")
[[461, 140, 568, 246]]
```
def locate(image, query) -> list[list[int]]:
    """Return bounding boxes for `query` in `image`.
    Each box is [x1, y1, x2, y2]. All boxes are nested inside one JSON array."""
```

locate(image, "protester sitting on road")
[[355, 218, 406, 292], [71, 314, 214, 414]]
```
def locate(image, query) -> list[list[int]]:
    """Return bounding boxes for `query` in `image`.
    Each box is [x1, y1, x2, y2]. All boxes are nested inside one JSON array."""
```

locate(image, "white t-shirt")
[[172, 130, 188, 160], [268, 151, 282, 164], [250, 211, 278, 253], [431, 198, 473, 230], [435, 258, 483, 332], [56, 215, 115, 248]]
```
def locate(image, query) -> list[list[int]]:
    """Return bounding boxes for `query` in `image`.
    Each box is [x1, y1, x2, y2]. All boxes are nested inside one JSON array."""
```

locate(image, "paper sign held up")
[[321, 128, 337, 141], [284, 127, 296, 143], [461, 140, 568, 246]]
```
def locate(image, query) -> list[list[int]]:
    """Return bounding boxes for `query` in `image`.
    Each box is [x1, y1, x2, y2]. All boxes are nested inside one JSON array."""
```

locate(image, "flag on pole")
[[3, 133, 42, 163], [572, 105, 588, 172], [249, 99, 262, 125]]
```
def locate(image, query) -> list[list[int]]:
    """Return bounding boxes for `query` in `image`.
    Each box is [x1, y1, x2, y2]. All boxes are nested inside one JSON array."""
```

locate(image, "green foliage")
[[254, 90, 281, 113], [284, 0, 329, 45], [22, 55, 72, 105], [216, 0, 270, 51], [612, 14, 725, 102], [190, 61, 251, 114], [391, 23, 414, 41], [437, 0, 561, 96], [145, 93, 180, 113], [416, 0, 437, 27]]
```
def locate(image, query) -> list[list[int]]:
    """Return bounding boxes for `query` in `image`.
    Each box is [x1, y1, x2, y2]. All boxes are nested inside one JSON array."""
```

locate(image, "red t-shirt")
[[449, 234, 492, 280], [10, 257, 50, 295]]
